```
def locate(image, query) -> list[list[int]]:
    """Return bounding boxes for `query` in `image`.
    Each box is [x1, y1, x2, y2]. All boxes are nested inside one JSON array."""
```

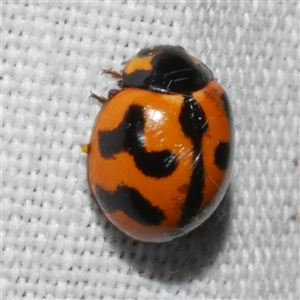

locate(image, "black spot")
[[96, 185, 165, 226], [99, 105, 178, 178], [132, 149, 178, 178], [178, 95, 208, 228], [123, 46, 213, 94], [179, 95, 208, 147], [214, 142, 230, 170], [220, 92, 232, 120]]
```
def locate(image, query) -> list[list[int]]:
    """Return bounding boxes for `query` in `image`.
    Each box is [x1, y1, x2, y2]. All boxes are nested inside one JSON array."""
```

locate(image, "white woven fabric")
[[2, 1, 299, 299]]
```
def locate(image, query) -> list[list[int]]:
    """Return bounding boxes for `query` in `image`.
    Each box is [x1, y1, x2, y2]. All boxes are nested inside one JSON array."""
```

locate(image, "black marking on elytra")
[[214, 141, 230, 171], [178, 95, 208, 228], [98, 105, 178, 178], [179, 95, 208, 146], [96, 185, 165, 226], [220, 91, 232, 119], [219, 92, 233, 170], [122, 46, 213, 94]]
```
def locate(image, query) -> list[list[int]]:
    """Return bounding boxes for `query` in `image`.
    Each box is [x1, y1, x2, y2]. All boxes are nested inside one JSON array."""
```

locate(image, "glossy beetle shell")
[[87, 45, 233, 242]]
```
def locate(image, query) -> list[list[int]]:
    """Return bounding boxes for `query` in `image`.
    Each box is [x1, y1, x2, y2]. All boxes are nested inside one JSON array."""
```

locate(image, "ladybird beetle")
[[84, 45, 233, 243]]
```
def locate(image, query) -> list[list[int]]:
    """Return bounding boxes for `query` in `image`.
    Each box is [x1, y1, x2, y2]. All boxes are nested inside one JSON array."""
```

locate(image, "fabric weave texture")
[[2, 1, 299, 299]]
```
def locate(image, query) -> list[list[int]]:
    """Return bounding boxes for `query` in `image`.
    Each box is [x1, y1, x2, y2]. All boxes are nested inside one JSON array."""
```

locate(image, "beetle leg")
[[89, 92, 107, 104], [102, 69, 122, 79]]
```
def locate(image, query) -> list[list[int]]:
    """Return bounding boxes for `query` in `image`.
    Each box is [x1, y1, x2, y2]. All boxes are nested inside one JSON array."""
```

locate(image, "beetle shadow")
[[106, 185, 233, 283]]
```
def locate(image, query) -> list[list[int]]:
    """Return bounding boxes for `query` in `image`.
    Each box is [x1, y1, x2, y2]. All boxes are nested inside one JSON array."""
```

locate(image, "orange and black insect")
[[83, 45, 234, 242]]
